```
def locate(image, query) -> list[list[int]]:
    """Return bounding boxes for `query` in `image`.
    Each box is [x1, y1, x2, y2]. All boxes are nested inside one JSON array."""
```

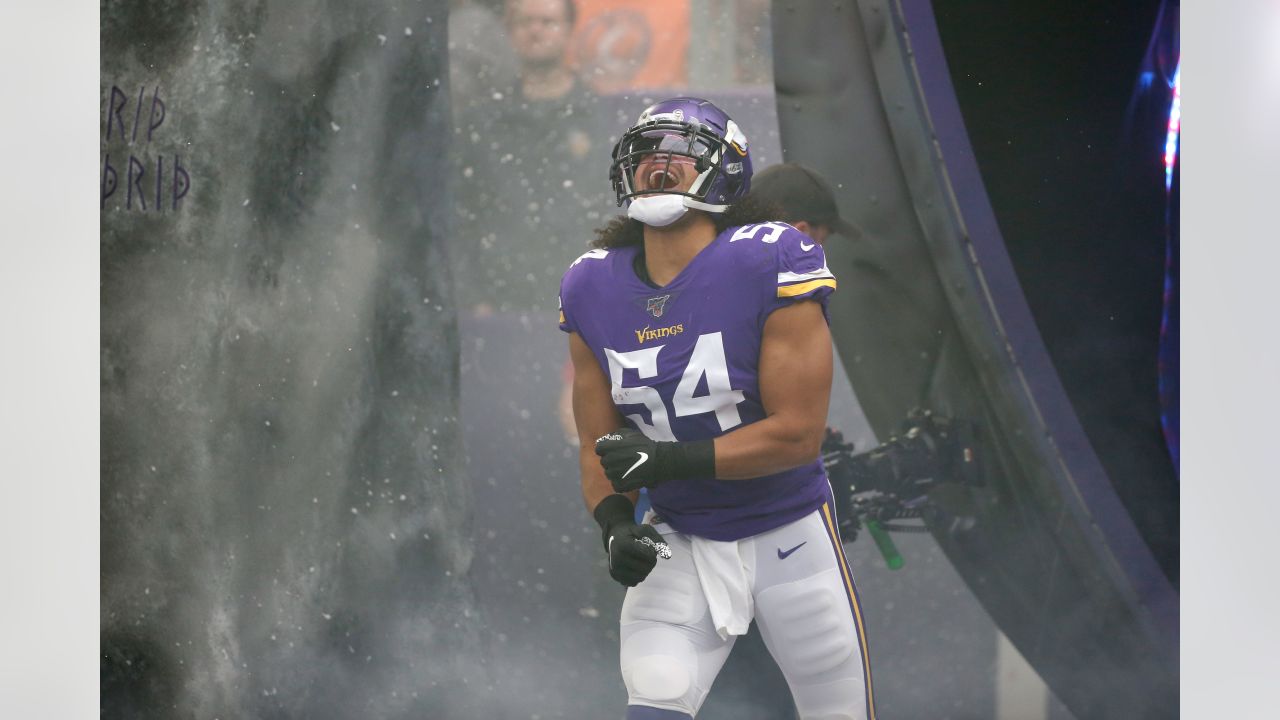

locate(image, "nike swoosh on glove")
[[607, 523, 667, 587], [594, 427, 715, 493]]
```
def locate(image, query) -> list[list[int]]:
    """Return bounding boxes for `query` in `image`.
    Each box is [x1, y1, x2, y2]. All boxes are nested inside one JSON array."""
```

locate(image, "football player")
[[559, 97, 877, 720]]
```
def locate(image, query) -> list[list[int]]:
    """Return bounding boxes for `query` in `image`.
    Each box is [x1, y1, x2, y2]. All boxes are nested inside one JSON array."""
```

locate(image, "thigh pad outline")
[[621, 562, 707, 627], [755, 568, 856, 679]]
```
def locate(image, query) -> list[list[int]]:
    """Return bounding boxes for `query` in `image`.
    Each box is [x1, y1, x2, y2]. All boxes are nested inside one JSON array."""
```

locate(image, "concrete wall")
[[100, 2, 494, 716]]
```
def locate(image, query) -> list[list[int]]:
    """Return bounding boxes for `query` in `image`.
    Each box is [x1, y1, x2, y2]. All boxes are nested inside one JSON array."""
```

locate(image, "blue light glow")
[[1164, 62, 1181, 191]]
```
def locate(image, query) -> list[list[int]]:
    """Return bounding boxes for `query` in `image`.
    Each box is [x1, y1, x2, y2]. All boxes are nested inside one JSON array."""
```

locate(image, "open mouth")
[[646, 168, 679, 190]]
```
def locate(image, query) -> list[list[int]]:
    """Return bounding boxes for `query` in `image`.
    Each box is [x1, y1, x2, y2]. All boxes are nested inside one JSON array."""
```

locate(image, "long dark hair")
[[590, 195, 785, 250]]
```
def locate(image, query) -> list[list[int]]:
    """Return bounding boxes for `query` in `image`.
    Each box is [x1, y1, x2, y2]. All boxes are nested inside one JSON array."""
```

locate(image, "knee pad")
[[755, 569, 856, 680], [626, 652, 693, 703], [618, 543, 733, 716], [621, 628, 698, 711]]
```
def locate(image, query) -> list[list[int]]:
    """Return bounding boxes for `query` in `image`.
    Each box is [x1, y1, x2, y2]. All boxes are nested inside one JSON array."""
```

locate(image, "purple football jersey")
[[559, 222, 837, 541]]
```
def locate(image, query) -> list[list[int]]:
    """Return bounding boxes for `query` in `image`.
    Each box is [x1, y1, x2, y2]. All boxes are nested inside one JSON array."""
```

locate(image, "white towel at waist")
[[690, 535, 753, 640]]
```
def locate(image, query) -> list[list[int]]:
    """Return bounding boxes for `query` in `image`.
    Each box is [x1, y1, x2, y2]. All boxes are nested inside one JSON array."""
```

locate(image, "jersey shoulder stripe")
[[770, 224, 836, 305], [778, 277, 837, 297], [777, 261, 837, 297], [777, 265, 836, 284]]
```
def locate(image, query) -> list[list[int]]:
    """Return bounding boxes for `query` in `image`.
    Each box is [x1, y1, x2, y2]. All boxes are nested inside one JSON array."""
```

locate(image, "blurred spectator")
[[506, 0, 580, 102], [453, 0, 609, 315], [448, 0, 518, 118]]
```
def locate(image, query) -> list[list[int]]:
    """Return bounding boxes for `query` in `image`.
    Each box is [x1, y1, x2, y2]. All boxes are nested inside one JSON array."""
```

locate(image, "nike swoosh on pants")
[[777, 541, 807, 559]]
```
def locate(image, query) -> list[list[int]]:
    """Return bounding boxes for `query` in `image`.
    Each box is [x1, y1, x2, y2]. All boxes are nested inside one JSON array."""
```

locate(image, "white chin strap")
[[628, 194, 690, 227]]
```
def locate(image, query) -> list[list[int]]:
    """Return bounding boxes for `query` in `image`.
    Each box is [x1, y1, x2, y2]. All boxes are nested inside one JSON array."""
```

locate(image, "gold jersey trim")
[[776, 278, 837, 298]]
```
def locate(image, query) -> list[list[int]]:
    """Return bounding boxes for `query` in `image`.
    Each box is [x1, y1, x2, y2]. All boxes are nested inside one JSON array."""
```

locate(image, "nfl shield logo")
[[646, 294, 671, 318]]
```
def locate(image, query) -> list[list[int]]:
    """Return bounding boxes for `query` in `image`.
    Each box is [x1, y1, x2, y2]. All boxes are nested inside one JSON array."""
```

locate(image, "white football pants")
[[619, 500, 877, 719]]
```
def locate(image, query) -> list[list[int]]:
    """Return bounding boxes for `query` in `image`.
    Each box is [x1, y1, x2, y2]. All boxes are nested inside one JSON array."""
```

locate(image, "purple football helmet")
[[609, 96, 753, 213]]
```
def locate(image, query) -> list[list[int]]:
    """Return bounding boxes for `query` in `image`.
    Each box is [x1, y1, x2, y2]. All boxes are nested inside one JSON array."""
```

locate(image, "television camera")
[[823, 409, 984, 568]]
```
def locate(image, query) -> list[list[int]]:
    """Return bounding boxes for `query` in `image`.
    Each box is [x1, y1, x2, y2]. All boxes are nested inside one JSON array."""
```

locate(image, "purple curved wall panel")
[[896, 0, 1178, 645]]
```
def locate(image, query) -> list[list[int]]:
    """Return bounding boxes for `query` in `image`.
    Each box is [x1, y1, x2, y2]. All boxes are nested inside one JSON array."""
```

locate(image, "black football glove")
[[592, 494, 671, 587], [594, 427, 715, 493]]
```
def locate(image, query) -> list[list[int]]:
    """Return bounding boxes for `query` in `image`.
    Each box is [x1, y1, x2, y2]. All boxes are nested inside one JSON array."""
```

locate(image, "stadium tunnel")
[[771, 2, 1178, 718], [98, 0, 1178, 716]]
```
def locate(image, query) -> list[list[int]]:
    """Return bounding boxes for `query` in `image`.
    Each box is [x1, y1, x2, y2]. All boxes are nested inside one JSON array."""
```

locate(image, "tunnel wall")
[[771, 1, 1178, 717], [100, 2, 494, 717]]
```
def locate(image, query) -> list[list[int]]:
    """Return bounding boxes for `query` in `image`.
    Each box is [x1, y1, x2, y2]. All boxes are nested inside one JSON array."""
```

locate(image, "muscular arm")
[[568, 331, 638, 512], [713, 299, 832, 479]]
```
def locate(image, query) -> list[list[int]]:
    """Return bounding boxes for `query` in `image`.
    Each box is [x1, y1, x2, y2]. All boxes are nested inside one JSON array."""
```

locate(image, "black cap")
[[750, 163, 863, 240]]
